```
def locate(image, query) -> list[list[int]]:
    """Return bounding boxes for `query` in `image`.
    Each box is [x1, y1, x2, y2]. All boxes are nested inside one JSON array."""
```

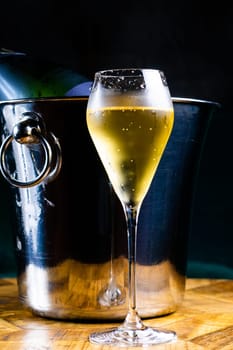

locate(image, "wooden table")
[[0, 278, 233, 349]]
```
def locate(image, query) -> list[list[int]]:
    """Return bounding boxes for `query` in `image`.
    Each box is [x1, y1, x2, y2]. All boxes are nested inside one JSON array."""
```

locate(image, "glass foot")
[[89, 326, 177, 347]]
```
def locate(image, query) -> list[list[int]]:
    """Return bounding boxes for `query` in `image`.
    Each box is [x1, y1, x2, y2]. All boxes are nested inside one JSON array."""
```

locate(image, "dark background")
[[0, 0, 232, 277]]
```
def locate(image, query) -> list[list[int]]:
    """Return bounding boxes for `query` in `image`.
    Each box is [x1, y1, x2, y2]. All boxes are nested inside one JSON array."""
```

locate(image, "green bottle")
[[0, 48, 91, 100]]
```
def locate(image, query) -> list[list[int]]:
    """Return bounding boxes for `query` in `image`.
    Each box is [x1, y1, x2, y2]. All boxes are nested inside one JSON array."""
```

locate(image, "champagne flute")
[[86, 68, 176, 346]]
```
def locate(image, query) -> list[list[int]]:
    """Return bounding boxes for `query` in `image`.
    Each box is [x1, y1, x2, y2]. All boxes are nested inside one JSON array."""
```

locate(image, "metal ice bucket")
[[0, 97, 219, 320]]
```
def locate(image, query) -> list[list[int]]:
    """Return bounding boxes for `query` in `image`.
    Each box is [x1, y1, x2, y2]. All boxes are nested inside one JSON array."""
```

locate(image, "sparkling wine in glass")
[[86, 68, 176, 346]]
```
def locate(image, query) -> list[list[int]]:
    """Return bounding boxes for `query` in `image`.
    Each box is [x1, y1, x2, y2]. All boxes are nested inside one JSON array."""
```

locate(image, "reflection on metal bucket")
[[0, 97, 219, 320]]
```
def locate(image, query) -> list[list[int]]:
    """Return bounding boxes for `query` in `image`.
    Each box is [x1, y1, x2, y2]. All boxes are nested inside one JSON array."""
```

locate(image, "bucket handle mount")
[[0, 112, 62, 188]]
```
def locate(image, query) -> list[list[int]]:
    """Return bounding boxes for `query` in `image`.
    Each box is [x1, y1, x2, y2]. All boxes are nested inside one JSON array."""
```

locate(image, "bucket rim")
[[172, 96, 221, 108], [0, 96, 221, 108], [0, 96, 89, 105]]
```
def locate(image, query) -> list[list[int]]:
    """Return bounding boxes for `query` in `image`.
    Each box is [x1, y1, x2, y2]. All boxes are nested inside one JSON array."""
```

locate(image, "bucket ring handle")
[[0, 112, 62, 188]]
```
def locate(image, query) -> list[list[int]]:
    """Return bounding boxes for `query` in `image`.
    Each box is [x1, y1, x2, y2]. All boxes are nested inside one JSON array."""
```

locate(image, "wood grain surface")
[[0, 278, 233, 349]]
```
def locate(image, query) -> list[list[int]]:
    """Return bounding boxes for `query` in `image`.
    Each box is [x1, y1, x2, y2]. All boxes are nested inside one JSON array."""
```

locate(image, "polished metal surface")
[[0, 111, 62, 187], [0, 97, 219, 320]]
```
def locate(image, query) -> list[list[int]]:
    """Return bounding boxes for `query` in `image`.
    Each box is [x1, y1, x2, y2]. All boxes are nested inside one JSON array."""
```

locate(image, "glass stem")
[[123, 205, 145, 330]]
